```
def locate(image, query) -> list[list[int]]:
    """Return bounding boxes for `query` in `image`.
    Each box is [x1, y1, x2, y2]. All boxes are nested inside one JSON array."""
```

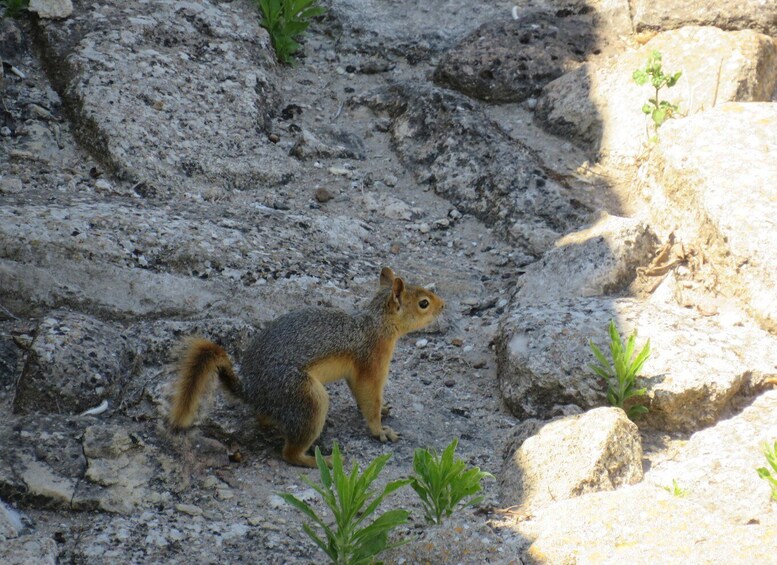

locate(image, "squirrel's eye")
[[419, 299, 430, 309]]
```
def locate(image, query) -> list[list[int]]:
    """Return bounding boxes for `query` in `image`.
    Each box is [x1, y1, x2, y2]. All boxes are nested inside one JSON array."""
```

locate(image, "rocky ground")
[[1, 0, 776, 563]]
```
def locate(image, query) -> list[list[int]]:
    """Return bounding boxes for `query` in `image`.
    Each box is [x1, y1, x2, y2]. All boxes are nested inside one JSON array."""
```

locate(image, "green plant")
[[589, 320, 651, 419], [1, 0, 28, 18], [254, 0, 326, 65], [662, 479, 688, 497], [409, 438, 494, 525], [279, 443, 411, 565], [633, 50, 682, 133], [756, 440, 777, 502]]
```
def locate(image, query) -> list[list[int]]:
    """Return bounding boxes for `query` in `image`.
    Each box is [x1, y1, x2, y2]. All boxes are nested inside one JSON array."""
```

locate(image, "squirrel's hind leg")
[[280, 377, 331, 468]]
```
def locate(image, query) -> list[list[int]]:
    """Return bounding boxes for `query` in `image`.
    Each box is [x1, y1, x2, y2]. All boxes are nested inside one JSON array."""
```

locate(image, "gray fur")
[[238, 288, 394, 425]]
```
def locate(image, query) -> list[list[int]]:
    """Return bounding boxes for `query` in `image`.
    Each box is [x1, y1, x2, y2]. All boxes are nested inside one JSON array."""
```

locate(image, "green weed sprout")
[[756, 441, 777, 502], [589, 320, 651, 419], [662, 479, 688, 497], [254, 0, 326, 65], [279, 443, 410, 565], [409, 438, 494, 525], [1, 0, 29, 18], [633, 50, 682, 132]]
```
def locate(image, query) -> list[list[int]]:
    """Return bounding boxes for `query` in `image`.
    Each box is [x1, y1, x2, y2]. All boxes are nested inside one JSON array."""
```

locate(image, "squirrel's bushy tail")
[[169, 337, 242, 429]]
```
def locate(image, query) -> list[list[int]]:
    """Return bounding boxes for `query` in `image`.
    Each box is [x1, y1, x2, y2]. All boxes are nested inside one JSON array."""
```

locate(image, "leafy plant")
[[633, 50, 682, 133], [589, 320, 651, 420], [756, 440, 777, 502], [253, 0, 326, 65], [1, 0, 28, 18], [409, 438, 494, 525], [662, 479, 688, 497], [279, 443, 411, 565]]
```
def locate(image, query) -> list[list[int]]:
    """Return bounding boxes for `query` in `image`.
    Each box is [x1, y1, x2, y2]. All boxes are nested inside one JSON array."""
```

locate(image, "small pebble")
[[95, 178, 113, 191], [415, 338, 428, 348], [418, 223, 430, 234], [444, 379, 456, 387], [451, 338, 463, 347], [176, 504, 203, 516], [268, 133, 280, 143], [315, 187, 333, 203]]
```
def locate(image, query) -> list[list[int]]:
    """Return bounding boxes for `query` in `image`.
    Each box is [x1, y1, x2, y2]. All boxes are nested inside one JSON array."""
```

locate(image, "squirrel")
[[169, 267, 445, 467]]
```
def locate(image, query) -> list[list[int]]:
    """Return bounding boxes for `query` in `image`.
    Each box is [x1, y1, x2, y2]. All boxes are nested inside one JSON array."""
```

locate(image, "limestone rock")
[[513, 213, 658, 304], [354, 83, 592, 256], [12, 311, 131, 415], [32, 0, 288, 197], [289, 128, 366, 161], [632, 0, 777, 36], [0, 536, 58, 565], [79, 425, 162, 514], [496, 297, 777, 431], [523, 483, 777, 563], [28, 0, 73, 20], [0, 499, 23, 540], [0, 201, 312, 321], [535, 27, 777, 165], [433, 11, 599, 103], [645, 390, 777, 527], [0, 414, 86, 509], [329, 0, 508, 62], [19, 456, 76, 508], [639, 103, 777, 333], [500, 408, 643, 512]]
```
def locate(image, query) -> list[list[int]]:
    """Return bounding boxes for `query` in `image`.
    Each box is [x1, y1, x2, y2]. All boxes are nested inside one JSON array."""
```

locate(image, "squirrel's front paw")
[[375, 426, 400, 443]]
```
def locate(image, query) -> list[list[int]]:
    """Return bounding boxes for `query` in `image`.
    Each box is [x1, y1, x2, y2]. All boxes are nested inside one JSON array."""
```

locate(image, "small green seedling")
[[409, 438, 494, 525], [589, 320, 651, 420], [1, 0, 28, 18], [633, 50, 682, 134], [253, 0, 326, 65], [662, 479, 688, 498], [756, 441, 777, 502], [279, 443, 410, 565]]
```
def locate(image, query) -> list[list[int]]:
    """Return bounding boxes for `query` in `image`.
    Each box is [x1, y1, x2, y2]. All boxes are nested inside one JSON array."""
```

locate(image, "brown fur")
[[169, 337, 235, 429]]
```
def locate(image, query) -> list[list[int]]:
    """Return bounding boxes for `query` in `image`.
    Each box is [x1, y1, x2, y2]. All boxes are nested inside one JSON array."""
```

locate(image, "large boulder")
[[638, 102, 777, 334], [632, 0, 777, 36], [433, 10, 600, 103], [28, 0, 72, 19], [33, 0, 290, 197], [523, 483, 777, 563], [513, 213, 658, 304], [0, 201, 331, 321], [501, 408, 643, 512], [645, 390, 777, 527], [0, 536, 58, 565], [353, 83, 592, 257], [12, 311, 131, 415], [496, 297, 777, 431], [535, 27, 777, 165]]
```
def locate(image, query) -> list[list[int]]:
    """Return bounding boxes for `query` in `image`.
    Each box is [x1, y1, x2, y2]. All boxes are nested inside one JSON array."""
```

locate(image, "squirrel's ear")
[[380, 267, 395, 287], [391, 276, 405, 307]]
